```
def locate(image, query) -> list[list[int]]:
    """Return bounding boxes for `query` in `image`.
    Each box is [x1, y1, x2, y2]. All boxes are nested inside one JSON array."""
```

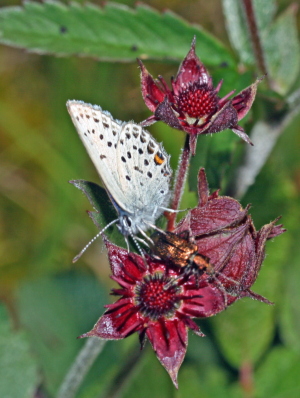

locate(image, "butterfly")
[[67, 100, 172, 259]]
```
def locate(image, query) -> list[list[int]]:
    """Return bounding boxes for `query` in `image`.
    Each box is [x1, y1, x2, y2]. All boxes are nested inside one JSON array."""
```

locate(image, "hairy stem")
[[56, 338, 106, 398], [239, 361, 254, 398], [242, 0, 270, 85], [102, 345, 146, 398], [167, 134, 191, 231]]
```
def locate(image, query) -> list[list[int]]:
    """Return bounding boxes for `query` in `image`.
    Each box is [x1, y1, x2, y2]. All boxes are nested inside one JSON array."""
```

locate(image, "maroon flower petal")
[[80, 301, 142, 340], [105, 240, 145, 280], [138, 59, 166, 112], [154, 97, 183, 130], [189, 198, 248, 236], [267, 220, 286, 239], [241, 289, 273, 304], [231, 125, 254, 146], [146, 318, 188, 388], [173, 36, 211, 91], [179, 315, 205, 337], [219, 229, 256, 290], [140, 114, 157, 127], [201, 101, 238, 135], [232, 77, 264, 121], [195, 222, 250, 271], [254, 219, 284, 274], [181, 284, 227, 317]]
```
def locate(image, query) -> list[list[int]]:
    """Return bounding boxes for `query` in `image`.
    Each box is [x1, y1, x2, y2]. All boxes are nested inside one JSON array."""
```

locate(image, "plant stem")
[[239, 361, 254, 398], [167, 134, 191, 231], [242, 0, 270, 86], [56, 338, 106, 398], [102, 345, 146, 398]]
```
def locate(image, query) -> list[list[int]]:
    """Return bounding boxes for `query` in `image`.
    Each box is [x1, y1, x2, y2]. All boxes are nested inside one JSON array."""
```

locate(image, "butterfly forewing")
[[67, 101, 128, 210]]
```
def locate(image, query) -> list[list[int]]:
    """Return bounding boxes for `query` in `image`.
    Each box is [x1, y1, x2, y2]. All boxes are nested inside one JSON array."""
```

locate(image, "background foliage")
[[0, 0, 300, 397]]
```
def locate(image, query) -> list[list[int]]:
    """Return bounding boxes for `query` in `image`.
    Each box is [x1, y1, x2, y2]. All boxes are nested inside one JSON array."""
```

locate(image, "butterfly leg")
[[137, 226, 154, 245]]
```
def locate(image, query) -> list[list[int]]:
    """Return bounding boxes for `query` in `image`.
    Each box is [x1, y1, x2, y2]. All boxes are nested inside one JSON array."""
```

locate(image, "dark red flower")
[[79, 240, 226, 387], [139, 37, 262, 154], [174, 168, 286, 301], [79, 169, 285, 387]]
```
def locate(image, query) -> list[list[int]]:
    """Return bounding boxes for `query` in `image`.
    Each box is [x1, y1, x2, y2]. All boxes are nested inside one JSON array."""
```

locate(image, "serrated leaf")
[[0, 1, 235, 66], [0, 304, 39, 398]]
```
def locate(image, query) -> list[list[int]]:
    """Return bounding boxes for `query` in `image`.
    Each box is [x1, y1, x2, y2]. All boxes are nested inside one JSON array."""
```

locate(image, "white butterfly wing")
[[116, 122, 172, 216], [67, 100, 128, 210]]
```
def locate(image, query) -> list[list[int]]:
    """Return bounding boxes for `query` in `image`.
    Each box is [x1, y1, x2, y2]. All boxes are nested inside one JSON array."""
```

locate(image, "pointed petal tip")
[[191, 35, 196, 49], [77, 332, 90, 339], [231, 126, 253, 146], [136, 57, 144, 70], [169, 371, 179, 389]]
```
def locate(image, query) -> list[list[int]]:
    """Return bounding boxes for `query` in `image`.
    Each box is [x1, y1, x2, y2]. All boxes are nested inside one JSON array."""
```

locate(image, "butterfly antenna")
[[72, 218, 118, 263]]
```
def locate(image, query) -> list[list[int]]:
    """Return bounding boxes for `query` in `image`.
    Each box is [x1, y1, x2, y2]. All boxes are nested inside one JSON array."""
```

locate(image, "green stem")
[[56, 338, 106, 398]]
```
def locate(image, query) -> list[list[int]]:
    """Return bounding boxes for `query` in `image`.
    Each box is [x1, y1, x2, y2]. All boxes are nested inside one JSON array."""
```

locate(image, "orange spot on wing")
[[154, 153, 165, 165]]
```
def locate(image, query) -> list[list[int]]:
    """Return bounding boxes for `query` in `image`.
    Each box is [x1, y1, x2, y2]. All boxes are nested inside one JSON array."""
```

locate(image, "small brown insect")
[[151, 231, 214, 278]]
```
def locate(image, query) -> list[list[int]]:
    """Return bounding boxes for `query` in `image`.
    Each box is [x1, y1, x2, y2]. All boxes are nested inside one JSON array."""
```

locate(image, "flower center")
[[177, 83, 218, 122], [135, 272, 182, 320]]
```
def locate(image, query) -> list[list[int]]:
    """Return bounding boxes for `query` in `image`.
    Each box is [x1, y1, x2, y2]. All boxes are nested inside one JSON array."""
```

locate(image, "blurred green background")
[[1, 0, 300, 397]]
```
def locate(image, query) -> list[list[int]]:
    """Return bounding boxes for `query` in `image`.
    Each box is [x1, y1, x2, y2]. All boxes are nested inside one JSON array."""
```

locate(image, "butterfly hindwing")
[[116, 123, 171, 217]]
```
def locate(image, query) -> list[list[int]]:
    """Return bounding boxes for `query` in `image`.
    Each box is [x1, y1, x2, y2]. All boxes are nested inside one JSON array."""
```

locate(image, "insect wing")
[[116, 123, 172, 214], [67, 100, 128, 211]]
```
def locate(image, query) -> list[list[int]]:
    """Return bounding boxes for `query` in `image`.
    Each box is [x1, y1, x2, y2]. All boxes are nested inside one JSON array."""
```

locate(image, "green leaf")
[[16, 272, 109, 395], [0, 304, 39, 398], [223, 0, 276, 65], [222, 0, 300, 94], [263, 5, 300, 95], [256, 347, 300, 398], [0, 1, 235, 66], [70, 180, 126, 248], [70, 180, 113, 217], [176, 365, 231, 398], [279, 212, 300, 352], [122, 347, 173, 397]]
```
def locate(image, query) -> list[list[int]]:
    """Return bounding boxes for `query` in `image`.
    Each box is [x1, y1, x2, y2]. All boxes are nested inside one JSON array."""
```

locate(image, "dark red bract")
[[175, 168, 286, 302], [139, 37, 262, 154], [79, 168, 285, 387]]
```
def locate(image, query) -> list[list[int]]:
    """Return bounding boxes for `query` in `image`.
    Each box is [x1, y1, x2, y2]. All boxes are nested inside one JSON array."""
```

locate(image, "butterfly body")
[[67, 100, 172, 239]]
